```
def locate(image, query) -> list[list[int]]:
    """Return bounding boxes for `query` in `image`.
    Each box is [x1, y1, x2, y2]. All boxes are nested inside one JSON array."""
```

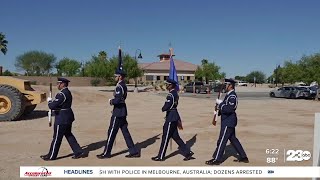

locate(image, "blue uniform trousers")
[[212, 126, 247, 161], [48, 124, 82, 159], [103, 116, 138, 156], [157, 121, 190, 159]]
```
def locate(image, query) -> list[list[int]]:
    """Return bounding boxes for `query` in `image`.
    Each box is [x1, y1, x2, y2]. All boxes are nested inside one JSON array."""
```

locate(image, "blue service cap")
[[225, 78, 236, 84], [57, 77, 70, 83], [165, 78, 177, 85], [115, 69, 126, 76]]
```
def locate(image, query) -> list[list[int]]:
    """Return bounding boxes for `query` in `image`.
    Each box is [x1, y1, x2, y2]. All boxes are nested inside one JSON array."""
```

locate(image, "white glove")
[[108, 99, 112, 105], [47, 97, 53, 102], [216, 99, 222, 105]]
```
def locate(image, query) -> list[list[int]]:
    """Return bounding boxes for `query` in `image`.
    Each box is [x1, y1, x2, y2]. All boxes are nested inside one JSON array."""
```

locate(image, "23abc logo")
[[286, 150, 311, 162]]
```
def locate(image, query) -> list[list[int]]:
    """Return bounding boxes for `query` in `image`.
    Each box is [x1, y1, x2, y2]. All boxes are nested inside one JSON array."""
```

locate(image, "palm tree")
[[0, 32, 8, 55], [98, 51, 107, 61], [201, 59, 208, 65]]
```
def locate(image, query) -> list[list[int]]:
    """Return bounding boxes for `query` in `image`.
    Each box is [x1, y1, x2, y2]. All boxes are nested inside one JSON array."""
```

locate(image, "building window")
[[157, 76, 160, 80], [187, 76, 190, 80], [164, 76, 169, 80], [146, 75, 153, 81]]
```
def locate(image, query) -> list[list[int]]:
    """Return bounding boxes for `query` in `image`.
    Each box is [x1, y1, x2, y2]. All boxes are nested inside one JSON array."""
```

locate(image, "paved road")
[[157, 91, 273, 100], [98, 86, 274, 100]]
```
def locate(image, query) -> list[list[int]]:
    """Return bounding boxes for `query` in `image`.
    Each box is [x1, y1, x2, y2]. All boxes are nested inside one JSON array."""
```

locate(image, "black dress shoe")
[[183, 151, 194, 161], [205, 159, 222, 165], [97, 153, 104, 156], [125, 153, 140, 158], [151, 156, 164, 161], [40, 155, 55, 161], [72, 152, 86, 159], [96, 153, 112, 159], [234, 157, 249, 163], [40, 154, 49, 159]]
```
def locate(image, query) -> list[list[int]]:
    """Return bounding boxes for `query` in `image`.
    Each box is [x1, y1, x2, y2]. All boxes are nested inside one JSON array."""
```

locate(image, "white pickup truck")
[[236, 81, 248, 86]]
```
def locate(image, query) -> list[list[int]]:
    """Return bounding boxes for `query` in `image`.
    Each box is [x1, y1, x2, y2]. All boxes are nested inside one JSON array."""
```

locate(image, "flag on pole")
[[169, 48, 179, 91], [118, 46, 123, 71]]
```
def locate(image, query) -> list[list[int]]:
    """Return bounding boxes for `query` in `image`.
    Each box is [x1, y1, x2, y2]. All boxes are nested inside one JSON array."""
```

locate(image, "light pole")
[[80, 61, 85, 77], [135, 49, 143, 60], [134, 49, 143, 92]]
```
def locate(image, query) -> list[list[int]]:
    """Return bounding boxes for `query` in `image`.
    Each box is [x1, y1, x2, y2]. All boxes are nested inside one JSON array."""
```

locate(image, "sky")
[[1, 0, 320, 78]]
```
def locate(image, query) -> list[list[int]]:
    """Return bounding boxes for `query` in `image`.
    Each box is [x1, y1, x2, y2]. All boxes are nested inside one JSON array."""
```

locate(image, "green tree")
[[15, 50, 56, 76], [220, 72, 226, 79], [273, 65, 284, 86], [56, 58, 81, 76], [245, 71, 266, 83], [85, 55, 113, 80], [195, 59, 223, 83], [125, 55, 143, 87], [298, 53, 320, 84], [234, 75, 246, 81], [201, 59, 208, 65], [281, 60, 303, 84], [2, 70, 13, 76], [271, 52, 320, 85], [266, 75, 273, 83], [98, 51, 107, 61], [0, 32, 8, 55], [195, 66, 203, 81], [109, 54, 143, 86]]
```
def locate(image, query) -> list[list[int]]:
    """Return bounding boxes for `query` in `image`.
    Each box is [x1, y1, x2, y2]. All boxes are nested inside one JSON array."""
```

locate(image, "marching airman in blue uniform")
[[41, 77, 85, 161], [97, 69, 140, 159], [206, 78, 249, 165], [152, 78, 194, 161]]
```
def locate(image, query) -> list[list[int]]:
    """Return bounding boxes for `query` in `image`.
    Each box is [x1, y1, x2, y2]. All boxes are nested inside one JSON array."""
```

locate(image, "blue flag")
[[169, 50, 179, 91]]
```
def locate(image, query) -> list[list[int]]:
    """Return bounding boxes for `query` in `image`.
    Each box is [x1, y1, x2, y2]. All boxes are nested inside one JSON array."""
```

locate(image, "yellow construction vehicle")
[[0, 76, 46, 121]]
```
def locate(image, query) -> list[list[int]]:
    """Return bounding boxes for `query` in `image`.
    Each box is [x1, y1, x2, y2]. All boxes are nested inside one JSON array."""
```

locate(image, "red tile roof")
[[138, 63, 152, 69], [139, 59, 197, 71]]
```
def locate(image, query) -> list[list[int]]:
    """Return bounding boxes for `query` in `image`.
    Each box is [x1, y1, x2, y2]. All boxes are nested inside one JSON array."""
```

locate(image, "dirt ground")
[[0, 85, 318, 180]]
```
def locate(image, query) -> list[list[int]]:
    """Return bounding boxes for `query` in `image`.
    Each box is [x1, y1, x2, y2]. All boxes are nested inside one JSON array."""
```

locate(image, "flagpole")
[[169, 47, 173, 151]]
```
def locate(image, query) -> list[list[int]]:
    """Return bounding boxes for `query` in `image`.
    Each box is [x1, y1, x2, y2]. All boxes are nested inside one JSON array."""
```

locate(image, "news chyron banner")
[[20, 166, 320, 178], [313, 114, 320, 180], [20, 114, 320, 179], [314, 113, 320, 167]]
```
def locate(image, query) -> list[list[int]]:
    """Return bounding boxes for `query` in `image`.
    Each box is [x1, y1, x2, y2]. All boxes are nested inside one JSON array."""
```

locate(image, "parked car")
[[236, 81, 248, 86], [295, 82, 307, 86], [212, 83, 226, 93], [305, 85, 318, 99], [269, 86, 310, 99], [184, 82, 212, 93], [296, 85, 319, 99]]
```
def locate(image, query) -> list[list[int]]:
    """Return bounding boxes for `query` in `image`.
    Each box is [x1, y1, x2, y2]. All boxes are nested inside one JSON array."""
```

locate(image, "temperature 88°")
[[266, 157, 278, 163]]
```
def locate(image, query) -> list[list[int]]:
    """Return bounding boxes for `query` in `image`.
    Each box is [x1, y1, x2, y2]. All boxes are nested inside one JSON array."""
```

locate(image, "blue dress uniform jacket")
[[155, 88, 191, 160], [101, 80, 138, 156], [218, 90, 238, 128], [162, 89, 181, 122], [110, 81, 127, 117], [211, 89, 247, 162], [46, 86, 83, 160], [48, 87, 74, 125]]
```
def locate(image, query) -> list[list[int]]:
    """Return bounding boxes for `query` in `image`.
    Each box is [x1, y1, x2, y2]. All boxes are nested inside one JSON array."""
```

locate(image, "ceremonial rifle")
[[48, 77, 52, 127], [212, 79, 225, 126]]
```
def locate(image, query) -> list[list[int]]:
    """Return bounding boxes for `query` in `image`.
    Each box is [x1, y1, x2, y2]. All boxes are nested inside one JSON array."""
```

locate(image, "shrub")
[[106, 81, 117, 86], [268, 84, 276, 88], [91, 79, 100, 86]]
